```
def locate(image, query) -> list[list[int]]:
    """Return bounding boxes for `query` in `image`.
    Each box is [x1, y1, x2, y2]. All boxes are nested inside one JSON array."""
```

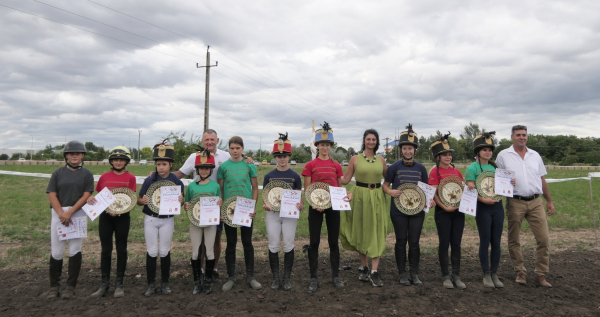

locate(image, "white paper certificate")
[[459, 185, 478, 217], [280, 189, 302, 219], [199, 196, 220, 226], [232, 197, 256, 227], [58, 217, 88, 241], [417, 181, 436, 213], [159, 186, 181, 215], [495, 169, 515, 197], [57, 222, 77, 235], [81, 187, 116, 221], [329, 186, 351, 211]]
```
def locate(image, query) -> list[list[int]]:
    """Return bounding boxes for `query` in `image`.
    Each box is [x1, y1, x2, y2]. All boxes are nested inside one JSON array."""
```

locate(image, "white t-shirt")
[[496, 145, 547, 196], [179, 148, 231, 182]]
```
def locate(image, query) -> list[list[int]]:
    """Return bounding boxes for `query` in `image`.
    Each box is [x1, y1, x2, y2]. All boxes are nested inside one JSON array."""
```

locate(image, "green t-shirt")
[[217, 159, 257, 200], [185, 179, 221, 202], [465, 161, 496, 184]]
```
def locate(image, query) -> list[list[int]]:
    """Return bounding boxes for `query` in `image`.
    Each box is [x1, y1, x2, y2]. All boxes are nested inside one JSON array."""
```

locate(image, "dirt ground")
[[2, 230, 600, 316]]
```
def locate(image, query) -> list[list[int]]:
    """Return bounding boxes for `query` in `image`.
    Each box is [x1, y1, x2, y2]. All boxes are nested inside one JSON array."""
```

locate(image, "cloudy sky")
[[2, 0, 600, 152]]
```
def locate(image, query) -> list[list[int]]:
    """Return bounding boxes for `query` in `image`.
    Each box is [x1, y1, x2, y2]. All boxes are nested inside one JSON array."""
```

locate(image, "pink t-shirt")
[[95, 171, 137, 193], [302, 158, 343, 187], [428, 166, 463, 185]]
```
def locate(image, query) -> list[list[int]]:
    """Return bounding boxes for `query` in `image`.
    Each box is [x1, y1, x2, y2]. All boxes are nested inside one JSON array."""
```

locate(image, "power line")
[[85, 0, 366, 128]]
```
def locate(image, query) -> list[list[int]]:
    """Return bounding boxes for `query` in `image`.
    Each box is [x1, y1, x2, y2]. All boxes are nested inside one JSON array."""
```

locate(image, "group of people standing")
[[45, 123, 555, 299]]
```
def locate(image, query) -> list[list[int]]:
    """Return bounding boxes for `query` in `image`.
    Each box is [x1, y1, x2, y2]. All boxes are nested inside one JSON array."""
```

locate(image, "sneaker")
[[369, 271, 383, 287], [358, 267, 370, 282]]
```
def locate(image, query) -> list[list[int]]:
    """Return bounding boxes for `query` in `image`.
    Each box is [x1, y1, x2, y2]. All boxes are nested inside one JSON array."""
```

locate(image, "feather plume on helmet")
[[278, 132, 288, 142], [406, 123, 416, 137], [195, 144, 212, 158], [439, 131, 451, 143], [321, 122, 332, 132], [153, 138, 169, 149]]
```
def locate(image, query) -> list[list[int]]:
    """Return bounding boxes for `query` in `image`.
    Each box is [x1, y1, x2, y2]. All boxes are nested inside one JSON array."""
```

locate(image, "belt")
[[356, 181, 381, 189], [146, 212, 174, 219], [512, 194, 539, 201]]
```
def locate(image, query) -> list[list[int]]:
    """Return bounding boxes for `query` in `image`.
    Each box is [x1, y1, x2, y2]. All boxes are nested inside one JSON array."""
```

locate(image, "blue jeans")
[[475, 201, 504, 272]]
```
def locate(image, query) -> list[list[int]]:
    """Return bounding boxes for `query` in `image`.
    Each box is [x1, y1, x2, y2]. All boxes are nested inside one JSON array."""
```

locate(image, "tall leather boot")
[[395, 246, 410, 286], [203, 259, 215, 294], [268, 251, 280, 290], [160, 252, 172, 295], [144, 253, 157, 297], [244, 247, 261, 290], [330, 249, 343, 289], [439, 247, 453, 288], [114, 250, 127, 298], [191, 258, 201, 295], [408, 247, 423, 286], [91, 250, 111, 298], [282, 249, 294, 291], [307, 246, 319, 292], [47, 256, 63, 299], [62, 252, 82, 299], [451, 249, 465, 289], [222, 255, 236, 292]]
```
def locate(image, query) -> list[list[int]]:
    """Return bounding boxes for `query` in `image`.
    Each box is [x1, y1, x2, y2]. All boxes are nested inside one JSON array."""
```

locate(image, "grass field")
[[1, 164, 599, 268]]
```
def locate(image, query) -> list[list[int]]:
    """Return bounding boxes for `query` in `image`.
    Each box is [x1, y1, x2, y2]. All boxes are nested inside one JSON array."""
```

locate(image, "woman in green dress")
[[340, 129, 388, 287]]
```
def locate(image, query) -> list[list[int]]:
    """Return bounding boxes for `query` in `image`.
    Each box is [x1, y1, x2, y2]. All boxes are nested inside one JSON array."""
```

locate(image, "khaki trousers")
[[506, 197, 549, 277]]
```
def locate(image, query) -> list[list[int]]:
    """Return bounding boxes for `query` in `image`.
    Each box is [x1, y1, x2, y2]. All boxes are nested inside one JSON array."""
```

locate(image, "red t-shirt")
[[428, 166, 463, 185], [302, 158, 343, 187], [95, 171, 137, 193]]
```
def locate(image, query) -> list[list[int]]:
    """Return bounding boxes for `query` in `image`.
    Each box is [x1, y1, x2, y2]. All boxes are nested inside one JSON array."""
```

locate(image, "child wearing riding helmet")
[[428, 132, 466, 289], [218, 136, 261, 292], [383, 124, 430, 287], [302, 122, 351, 292], [184, 147, 222, 295], [466, 131, 515, 288], [88, 146, 137, 298], [262, 133, 303, 291], [137, 141, 184, 297], [46, 140, 94, 299]]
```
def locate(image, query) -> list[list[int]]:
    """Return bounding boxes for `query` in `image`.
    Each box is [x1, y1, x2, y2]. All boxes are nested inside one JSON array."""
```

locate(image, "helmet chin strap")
[[65, 157, 83, 169], [110, 160, 128, 172], [401, 155, 415, 166], [196, 170, 213, 184]]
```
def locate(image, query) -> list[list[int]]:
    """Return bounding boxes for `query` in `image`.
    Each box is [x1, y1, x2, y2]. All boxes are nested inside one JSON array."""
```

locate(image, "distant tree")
[[0, 154, 8, 160], [347, 147, 357, 157], [85, 142, 99, 152], [10, 153, 23, 160], [140, 147, 153, 160]]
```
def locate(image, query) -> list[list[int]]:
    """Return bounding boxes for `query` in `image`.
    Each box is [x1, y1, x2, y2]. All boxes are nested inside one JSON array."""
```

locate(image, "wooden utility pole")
[[197, 46, 218, 131]]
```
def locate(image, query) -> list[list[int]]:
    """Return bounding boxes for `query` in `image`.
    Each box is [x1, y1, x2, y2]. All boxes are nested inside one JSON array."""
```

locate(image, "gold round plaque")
[[438, 176, 464, 208], [262, 180, 292, 212], [305, 182, 332, 209], [393, 183, 426, 215], [107, 187, 137, 215], [147, 180, 177, 214], [187, 195, 207, 228], [476, 171, 502, 201], [220, 195, 243, 228]]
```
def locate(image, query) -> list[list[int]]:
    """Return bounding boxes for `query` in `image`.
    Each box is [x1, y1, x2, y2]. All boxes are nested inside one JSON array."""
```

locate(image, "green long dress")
[[339, 154, 387, 258]]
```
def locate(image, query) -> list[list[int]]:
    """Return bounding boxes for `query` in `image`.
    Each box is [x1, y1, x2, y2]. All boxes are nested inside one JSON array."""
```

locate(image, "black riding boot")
[[62, 252, 82, 299], [439, 246, 450, 277], [160, 252, 171, 295], [114, 250, 127, 298], [282, 249, 294, 291], [408, 247, 423, 286], [395, 245, 410, 286], [144, 253, 157, 297], [307, 246, 319, 292], [191, 258, 201, 295], [269, 251, 280, 290], [47, 256, 63, 298], [91, 261, 110, 297], [203, 259, 215, 294]]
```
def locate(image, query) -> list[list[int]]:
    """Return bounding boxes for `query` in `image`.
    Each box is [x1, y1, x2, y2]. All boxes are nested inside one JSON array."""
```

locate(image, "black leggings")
[[308, 207, 340, 278], [99, 212, 130, 277], [475, 201, 504, 272], [434, 207, 465, 276], [224, 223, 254, 278], [390, 213, 424, 251]]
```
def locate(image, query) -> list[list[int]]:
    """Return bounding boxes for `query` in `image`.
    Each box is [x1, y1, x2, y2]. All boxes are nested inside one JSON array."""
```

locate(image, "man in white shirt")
[[496, 125, 555, 288]]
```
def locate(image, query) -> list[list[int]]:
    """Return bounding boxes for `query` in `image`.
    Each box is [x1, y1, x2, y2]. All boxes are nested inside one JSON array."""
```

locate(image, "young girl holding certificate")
[[218, 136, 261, 292], [340, 129, 388, 287], [302, 122, 351, 292], [262, 133, 303, 291], [383, 124, 429, 287], [137, 141, 184, 297], [428, 133, 466, 289], [184, 147, 222, 295], [89, 146, 137, 298], [466, 132, 514, 288], [46, 141, 94, 299]]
